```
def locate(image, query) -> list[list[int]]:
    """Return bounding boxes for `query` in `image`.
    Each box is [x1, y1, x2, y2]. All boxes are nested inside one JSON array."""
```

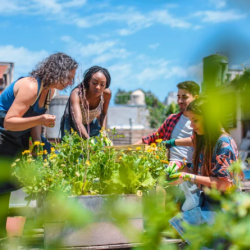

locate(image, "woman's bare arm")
[[4, 77, 55, 131], [100, 89, 111, 128], [195, 175, 232, 191], [70, 89, 89, 139], [175, 137, 194, 147]]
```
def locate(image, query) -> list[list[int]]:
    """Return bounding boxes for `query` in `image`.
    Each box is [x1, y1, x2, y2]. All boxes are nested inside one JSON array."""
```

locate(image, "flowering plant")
[[12, 129, 168, 202]]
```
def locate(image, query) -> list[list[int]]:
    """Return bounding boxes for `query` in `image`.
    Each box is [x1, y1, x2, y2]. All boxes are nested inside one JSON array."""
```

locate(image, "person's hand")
[[166, 161, 184, 175], [161, 139, 176, 148], [165, 172, 196, 186], [40, 114, 56, 128]]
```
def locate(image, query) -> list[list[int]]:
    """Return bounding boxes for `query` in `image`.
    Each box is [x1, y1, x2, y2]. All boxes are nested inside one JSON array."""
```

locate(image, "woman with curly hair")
[[60, 66, 111, 139], [0, 52, 77, 238]]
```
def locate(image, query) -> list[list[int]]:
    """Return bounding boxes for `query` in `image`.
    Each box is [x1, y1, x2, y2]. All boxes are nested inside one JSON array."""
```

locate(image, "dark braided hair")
[[82, 66, 111, 89], [30, 52, 78, 88]]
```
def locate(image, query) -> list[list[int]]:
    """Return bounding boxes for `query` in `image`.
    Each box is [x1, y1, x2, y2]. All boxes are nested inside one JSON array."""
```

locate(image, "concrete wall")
[[46, 95, 68, 139], [107, 105, 150, 129]]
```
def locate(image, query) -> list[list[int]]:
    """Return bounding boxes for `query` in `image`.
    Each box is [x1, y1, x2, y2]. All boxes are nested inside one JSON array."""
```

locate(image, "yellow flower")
[[43, 162, 49, 167], [147, 149, 152, 153], [71, 128, 74, 133], [40, 143, 45, 146], [100, 127, 105, 132], [39, 151, 44, 155], [119, 156, 122, 160], [22, 150, 31, 155], [49, 154, 57, 160], [11, 163, 16, 167], [155, 155, 159, 159], [136, 147, 141, 151], [76, 159, 79, 163], [43, 150, 47, 154], [34, 141, 40, 146], [155, 139, 162, 143], [160, 160, 169, 164], [183, 158, 187, 165], [44, 159, 47, 162], [128, 148, 132, 151], [139, 156, 142, 158], [86, 160, 91, 166], [150, 143, 157, 148], [15, 159, 20, 162], [51, 147, 55, 152], [136, 190, 142, 197], [107, 129, 110, 132], [156, 132, 159, 136]]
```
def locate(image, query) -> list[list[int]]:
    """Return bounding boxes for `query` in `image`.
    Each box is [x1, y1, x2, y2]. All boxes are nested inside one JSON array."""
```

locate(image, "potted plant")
[[12, 129, 168, 247]]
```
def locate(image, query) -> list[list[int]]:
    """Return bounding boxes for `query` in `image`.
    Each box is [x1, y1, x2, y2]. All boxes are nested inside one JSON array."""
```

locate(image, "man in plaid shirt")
[[135, 81, 200, 167], [136, 81, 200, 212]]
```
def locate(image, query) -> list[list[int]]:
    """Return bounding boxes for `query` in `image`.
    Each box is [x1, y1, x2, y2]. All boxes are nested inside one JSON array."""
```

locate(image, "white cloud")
[[0, 1, 27, 14], [108, 64, 133, 88], [194, 10, 246, 23], [148, 43, 160, 50], [63, 0, 87, 8], [193, 25, 203, 30], [32, 0, 62, 14], [0, 2, 192, 36], [117, 9, 191, 36], [0, 0, 87, 15], [87, 34, 100, 41], [135, 60, 202, 84], [92, 49, 130, 65], [61, 36, 130, 65], [0, 45, 48, 78], [209, 0, 226, 9], [61, 36, 116, 57], [150, 10, 191, 29]]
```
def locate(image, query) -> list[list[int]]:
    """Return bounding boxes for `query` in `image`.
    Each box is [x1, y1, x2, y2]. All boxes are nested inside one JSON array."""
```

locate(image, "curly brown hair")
[[30, 52, 78, 88]]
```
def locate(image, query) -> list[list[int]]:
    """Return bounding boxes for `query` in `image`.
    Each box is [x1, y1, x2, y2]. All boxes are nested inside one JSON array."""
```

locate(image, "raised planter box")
[[43, 194, 143, 247]]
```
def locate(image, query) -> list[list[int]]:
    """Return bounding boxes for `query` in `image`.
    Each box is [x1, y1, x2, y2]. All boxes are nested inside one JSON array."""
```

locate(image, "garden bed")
[[42, 195, 143, 247]]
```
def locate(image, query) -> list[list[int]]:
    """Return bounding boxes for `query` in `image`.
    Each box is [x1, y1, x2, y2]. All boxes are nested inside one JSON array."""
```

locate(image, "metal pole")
[[129, 118, 133, 145]]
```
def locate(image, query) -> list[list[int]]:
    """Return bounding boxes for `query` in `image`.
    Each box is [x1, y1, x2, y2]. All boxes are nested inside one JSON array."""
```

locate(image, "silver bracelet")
[[190, 174, 196, 183]]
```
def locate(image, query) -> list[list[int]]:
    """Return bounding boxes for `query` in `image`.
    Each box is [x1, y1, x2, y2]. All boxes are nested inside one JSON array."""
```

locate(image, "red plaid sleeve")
[[142, 113, 182, 145]]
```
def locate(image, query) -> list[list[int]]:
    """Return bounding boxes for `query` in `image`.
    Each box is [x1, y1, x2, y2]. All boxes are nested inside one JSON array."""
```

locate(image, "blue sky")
[[0, 0, 249, 104]]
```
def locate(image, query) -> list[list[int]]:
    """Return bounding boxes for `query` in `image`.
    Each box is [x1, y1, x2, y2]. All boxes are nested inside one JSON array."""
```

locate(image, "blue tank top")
[[0, 76, 46, 114]]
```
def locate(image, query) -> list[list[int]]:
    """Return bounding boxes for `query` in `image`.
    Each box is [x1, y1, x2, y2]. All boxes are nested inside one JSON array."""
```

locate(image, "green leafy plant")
[[12, 129, 168, 202]]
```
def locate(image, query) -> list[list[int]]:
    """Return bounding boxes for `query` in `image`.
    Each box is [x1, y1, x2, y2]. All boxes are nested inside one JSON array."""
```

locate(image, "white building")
[[164, 91, 177, 106], [108, 89, 150, 129]]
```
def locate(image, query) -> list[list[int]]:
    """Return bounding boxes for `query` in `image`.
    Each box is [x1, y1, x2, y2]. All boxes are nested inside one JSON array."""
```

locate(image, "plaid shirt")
[[142, 112, 182, 145]]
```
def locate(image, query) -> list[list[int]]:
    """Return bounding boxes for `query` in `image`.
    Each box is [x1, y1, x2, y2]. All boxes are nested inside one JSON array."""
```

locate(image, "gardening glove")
[[166, 161, 184, 176], [166, 172, 196, 186], [161, 139, 176, 148], [165, 161, 184, 184]]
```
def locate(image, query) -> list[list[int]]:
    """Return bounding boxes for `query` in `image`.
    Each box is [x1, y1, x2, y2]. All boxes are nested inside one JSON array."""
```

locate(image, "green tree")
[[114, 89, 131, 104]]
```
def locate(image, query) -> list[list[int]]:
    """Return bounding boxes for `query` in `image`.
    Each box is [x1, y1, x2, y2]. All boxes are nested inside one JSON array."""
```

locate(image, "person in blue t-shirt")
[[0, 52, 78, 238]]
